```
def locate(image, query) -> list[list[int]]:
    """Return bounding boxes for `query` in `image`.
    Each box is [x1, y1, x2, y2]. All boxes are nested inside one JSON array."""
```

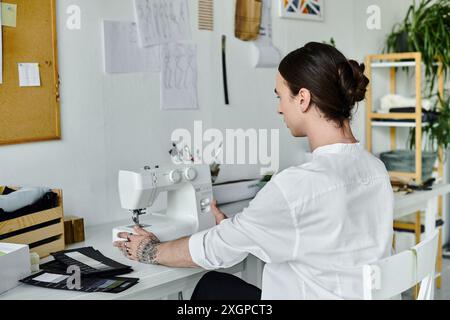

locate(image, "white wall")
[[0, 0, 419, 227]]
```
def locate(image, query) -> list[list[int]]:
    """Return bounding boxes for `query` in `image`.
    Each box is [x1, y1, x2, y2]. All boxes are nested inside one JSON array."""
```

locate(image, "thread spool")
[[30, 252, 40, 273]]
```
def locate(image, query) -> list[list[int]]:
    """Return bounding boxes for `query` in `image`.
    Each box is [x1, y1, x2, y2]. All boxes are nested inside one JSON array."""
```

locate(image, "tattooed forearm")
[[137, 237, 161, 265]]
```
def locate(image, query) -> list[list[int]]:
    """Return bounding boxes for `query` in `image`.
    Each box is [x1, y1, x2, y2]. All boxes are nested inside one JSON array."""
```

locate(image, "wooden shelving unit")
[[365, 52, 433, 182], [365, 52, 445, 291]]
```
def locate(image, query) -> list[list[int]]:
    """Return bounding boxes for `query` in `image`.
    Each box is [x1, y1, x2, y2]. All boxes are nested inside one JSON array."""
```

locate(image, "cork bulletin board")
[[0, 0, 60, 146]]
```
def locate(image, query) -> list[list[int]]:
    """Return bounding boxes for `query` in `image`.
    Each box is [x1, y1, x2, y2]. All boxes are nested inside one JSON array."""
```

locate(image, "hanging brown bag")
[[235, 0, 262, 41]]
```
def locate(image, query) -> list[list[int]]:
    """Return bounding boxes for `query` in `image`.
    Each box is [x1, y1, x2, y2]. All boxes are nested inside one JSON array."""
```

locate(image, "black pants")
[[191, 271, 261, 300]]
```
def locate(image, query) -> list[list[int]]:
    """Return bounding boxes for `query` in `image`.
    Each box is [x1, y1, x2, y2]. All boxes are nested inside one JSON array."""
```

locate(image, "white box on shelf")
[[0, 243, 31, 294]]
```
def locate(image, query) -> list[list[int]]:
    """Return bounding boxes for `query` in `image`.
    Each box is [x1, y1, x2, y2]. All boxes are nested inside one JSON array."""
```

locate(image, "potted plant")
[[322, 37, 336, 48], [380, 94, 450, 181], [385, 0, 450, 92]]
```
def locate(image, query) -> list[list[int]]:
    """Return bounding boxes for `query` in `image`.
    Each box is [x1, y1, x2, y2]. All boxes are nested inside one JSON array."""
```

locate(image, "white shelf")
[[372, 121, 428, 128], [371, 61, 440, 68], [371, 61, 416, 68]]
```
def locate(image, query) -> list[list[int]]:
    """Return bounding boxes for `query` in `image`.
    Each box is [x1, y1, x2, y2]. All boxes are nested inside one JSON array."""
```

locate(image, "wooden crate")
[[0, 189, 65, 258]]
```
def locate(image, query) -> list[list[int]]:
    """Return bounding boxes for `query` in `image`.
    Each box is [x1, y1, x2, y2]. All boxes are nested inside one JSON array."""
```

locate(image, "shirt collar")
[[312, 142, 362, 156]]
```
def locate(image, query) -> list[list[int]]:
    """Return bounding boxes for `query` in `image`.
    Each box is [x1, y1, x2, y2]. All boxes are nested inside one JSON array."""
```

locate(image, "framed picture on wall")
[[279, 0, 324, 21]]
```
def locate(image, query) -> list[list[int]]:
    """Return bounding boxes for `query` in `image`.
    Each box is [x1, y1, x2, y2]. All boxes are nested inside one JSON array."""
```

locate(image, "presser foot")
[[132, 209, 145, 226]]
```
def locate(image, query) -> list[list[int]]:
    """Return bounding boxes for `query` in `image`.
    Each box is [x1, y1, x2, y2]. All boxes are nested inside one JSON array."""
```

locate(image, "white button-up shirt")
[[189, 143, 394, 299]]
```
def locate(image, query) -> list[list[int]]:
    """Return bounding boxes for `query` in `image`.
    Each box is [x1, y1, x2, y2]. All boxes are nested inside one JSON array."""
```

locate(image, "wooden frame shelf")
[[371, 61, 441, 69], [389, 171, 418, 179], [369, 113, 419, 120], [365, 52, 445, 291], [371, 121, 428, 128], [365, 52, 445, 183]]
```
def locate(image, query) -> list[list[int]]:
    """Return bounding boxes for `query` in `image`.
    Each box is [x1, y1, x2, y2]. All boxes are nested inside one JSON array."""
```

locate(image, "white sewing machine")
[[113, 164, 215, 242]]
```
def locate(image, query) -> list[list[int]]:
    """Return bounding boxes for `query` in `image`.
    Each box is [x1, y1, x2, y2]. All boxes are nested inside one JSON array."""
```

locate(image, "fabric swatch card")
[[20, 271, 139, 293], [1, 2, 17, 27], [18, 63, 41, 87], [45, 247, 132, 277]]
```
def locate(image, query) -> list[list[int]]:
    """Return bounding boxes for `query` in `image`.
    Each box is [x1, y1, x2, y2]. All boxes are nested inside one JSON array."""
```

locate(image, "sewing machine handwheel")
[[184, 167, 197, 181], [169, 170, 182, 183]]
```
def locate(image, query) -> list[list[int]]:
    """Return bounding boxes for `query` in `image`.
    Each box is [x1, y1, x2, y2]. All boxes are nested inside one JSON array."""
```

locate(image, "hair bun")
[[338, 60, 370, 106]]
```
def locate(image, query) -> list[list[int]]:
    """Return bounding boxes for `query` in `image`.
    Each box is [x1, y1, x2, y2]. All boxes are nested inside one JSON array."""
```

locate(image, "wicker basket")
[[380, 150, 437, 180]]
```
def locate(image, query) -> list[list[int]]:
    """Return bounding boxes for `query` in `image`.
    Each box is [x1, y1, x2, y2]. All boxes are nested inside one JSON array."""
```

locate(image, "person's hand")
[[211, 199, 227, 225], [113, 225, 160, 262]]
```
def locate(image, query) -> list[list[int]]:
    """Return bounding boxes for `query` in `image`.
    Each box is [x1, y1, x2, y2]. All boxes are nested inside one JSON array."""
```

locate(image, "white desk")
[[394, 182, 450, 239], [0, 201, 261, 300], [1, 183, 449, 300], [393, 182, 450, 299]]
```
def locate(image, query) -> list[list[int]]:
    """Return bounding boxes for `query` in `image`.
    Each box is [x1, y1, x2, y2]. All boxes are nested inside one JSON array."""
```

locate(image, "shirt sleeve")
[[189, 179, 297, 270]]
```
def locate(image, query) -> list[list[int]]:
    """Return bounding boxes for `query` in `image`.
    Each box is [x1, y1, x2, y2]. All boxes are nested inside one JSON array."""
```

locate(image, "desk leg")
[[425, 198, 437, 239], [424, 197, 438, 300], [242, 255, 264, 289]]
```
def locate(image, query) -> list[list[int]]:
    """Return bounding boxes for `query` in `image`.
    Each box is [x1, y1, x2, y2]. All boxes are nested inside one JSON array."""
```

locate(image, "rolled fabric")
[[0, 187, 51, 213], [379, 94, 432, 113]]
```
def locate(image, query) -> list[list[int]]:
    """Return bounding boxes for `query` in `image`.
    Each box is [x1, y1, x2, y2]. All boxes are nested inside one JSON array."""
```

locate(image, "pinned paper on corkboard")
[[18, 63, 41, 87], [1, 2, 17, 27]]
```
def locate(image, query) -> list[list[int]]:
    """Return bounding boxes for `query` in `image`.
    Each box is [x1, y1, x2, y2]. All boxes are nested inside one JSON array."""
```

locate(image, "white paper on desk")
[[103, 20, 160, 74], [134, 0, 191, 47], [33, 273, 69, 283], [251, 0, 281, 68], [160, 43, 198, 110], [65, 252, 110, 270], [18, 63, 41, 87]]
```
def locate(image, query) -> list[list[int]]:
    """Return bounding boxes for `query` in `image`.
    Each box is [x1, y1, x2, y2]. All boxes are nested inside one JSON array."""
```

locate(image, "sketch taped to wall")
[[160, 43, 198, 110], [134, 0, 191, 47], [103, 20, 160, 73]]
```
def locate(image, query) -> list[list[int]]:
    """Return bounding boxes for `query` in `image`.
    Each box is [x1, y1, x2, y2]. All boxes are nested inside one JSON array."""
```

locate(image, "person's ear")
[[297, 88, 311, 113]]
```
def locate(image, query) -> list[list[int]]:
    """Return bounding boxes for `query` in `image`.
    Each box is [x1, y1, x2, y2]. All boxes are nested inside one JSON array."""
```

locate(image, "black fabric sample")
[[41, 247, 134, 278], [0, 191, 59, 222], [20, 270, 139, 294]]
